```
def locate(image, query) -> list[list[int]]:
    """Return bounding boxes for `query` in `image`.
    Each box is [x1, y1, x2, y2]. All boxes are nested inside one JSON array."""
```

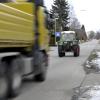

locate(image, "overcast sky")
[[44, 0, 100, 32]]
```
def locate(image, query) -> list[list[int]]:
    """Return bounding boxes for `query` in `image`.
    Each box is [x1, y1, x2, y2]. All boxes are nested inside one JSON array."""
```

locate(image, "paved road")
[[14, 40, 98, 100]]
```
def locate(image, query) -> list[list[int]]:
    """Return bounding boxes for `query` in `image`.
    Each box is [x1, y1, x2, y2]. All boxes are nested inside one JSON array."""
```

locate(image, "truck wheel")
[[0, 62, 8, 100], [34, 52, 47, 82], [44, 52, 48, 67], [7, 59, 22, 97], [73, 45, 80, 57], [0, 76, 8, 100]]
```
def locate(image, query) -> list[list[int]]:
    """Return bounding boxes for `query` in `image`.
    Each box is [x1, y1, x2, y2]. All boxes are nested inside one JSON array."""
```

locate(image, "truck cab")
[[0, 0, 51, 99]]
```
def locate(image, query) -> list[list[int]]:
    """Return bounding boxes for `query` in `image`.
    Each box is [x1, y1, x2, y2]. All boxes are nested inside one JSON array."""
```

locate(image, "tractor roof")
[[61, 31, 75, 34]]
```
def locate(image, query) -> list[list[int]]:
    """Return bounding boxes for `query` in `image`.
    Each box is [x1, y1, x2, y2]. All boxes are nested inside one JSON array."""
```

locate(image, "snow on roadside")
[[84, 51, 100, 74], [72, 50, 100, 100], [72, 85, 100, 100]]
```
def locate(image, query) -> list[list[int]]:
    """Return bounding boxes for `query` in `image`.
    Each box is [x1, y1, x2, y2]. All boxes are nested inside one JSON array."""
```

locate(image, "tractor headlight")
[[63, 41, 67, 44]]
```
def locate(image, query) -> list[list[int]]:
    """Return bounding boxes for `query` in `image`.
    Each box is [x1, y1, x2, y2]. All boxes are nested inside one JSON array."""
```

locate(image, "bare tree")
[[69, 17, 81, 30], [95, 31, 100, 39], [69, 5, 81, 30], [88, 31, 95, 40]]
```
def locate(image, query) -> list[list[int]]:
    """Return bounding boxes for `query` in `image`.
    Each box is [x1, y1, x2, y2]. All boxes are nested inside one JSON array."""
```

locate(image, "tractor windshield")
[[61, 33, 75, 41]]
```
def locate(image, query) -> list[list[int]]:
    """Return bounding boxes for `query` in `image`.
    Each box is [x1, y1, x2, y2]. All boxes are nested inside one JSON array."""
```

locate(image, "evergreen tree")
[[51, 0, 69, 31], [70, 17, 81, 30]]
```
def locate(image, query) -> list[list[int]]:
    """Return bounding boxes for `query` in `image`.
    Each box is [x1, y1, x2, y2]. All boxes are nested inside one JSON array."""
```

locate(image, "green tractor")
[[58, 31, 80, 57]]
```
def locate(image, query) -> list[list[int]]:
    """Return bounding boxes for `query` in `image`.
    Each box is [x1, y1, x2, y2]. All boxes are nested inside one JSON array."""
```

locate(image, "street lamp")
[[54, 13, 58, 45], [54, 18, 59, 45], [54, 18, 58, 33]]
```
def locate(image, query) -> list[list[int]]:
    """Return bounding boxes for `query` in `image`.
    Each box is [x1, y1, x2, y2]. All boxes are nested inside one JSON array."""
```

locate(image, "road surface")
[[13, 40, 98, 100]]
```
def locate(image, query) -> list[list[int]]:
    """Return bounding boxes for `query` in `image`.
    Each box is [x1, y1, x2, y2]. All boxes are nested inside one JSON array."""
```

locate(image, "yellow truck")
[[0, 0, 50, 99]]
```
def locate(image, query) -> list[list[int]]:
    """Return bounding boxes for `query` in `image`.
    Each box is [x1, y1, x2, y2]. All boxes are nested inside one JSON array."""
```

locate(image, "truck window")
[[27, 0, 32, 2], [44, 8, 49, 29], [0, 0, 16, 3]]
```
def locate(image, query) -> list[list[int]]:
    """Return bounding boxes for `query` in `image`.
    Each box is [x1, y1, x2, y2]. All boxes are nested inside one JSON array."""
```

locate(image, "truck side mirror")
[[45, 12, 54, 29], [28, 0, 44, 6], [35, 0, 44, 6]]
